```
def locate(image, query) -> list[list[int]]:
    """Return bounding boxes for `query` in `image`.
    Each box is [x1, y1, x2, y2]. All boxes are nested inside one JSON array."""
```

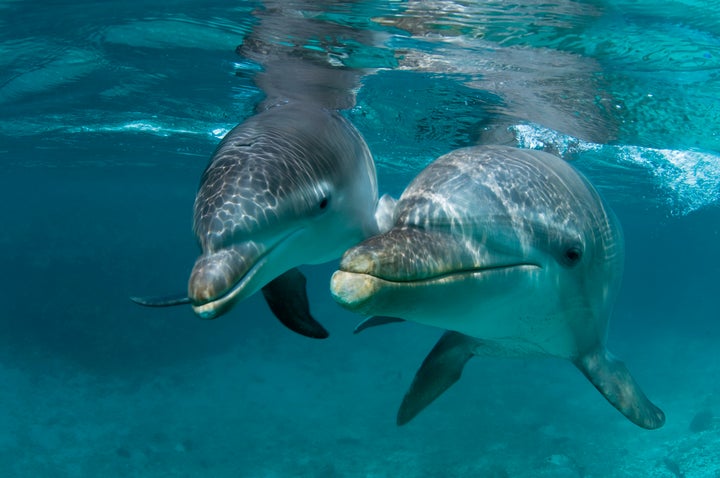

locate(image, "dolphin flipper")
[[261, 267, 329, 339], [574, 347, 665, 429], [353, 316, 406, 334], [130, 293, 191, 307], [397, 331, 476, 426]]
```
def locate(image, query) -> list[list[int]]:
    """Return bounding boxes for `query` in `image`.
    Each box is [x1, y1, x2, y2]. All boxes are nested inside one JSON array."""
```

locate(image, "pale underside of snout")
[[188, 228, 304, 319], [189, 241, 268, 319]]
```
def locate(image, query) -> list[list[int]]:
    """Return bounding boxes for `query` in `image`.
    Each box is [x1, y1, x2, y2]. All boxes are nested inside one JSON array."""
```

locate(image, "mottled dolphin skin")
[[331, 145, 665, 429], [132, 0, 394, 338], [190, 101, 379, 320], [134, 101, 390, 338]]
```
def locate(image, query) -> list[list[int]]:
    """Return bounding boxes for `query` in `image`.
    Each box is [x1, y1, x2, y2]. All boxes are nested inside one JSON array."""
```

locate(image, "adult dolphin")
[[330, 145, 665, 429], [133, 101, 394, 338], [132, 1, 394, 338]]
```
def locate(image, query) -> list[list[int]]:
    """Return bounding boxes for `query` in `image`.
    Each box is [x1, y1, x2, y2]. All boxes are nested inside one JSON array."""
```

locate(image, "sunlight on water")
[[0, 47, 104, 104], [68, 121, 231, 139], [617, 147, 720, 215], [101, 16, 253, 50]]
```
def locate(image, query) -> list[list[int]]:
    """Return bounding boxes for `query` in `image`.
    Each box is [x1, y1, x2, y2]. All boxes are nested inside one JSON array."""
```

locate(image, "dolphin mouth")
[[190, 230, 299, 319], [331, 263, 540, 311], [190, 253, 268, 319], [358, 263, 541, 283]]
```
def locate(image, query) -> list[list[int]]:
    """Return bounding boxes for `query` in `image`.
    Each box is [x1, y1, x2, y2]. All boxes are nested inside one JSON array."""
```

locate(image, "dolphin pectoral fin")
[[130, 293, 191, 307], [574, 347, 665, 429], [397, 331, 476, 426], [353, 316, 406, 334], [261, 268, 329, 339]]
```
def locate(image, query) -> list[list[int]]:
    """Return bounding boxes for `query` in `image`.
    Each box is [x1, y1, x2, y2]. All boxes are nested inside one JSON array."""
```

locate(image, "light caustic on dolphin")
[[133, 101, 394, 338], [331, 145, 665, 429]]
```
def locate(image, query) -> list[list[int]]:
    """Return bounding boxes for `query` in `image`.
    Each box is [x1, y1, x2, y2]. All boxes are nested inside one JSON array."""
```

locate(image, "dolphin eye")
[[318, 196, 330, 211], [562, 244, 583, 266]]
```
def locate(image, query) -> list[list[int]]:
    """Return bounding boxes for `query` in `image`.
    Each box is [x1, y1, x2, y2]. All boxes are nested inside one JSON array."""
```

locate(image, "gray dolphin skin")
[[189, 102, 380, 325], [330, 145, 665, 429], [132, 102, 393, 338], [133, 101, 389, 338], [131, 0, 396, 338]]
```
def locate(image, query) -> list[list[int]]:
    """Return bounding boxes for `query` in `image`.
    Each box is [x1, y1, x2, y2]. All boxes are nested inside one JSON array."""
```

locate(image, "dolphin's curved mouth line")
[[344, 263, 541, 285], [192, 230, 301, 317], [192, 255, 269, 317]]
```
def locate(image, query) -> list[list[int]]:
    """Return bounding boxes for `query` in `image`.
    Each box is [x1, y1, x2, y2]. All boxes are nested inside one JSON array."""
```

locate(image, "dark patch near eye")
[[319, 197, 329, 210]]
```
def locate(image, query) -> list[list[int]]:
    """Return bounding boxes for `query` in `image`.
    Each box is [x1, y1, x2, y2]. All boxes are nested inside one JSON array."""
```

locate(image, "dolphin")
[[134, 101, 394, 338], [330, 145, 665, 429], [132, 0, 398, 338]]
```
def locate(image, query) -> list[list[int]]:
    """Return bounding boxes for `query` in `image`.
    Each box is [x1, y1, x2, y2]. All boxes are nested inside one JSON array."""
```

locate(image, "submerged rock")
[[689, 409, 715, 433]]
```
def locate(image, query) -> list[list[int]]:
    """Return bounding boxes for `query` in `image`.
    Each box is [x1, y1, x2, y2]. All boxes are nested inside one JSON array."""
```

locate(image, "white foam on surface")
[[64, 120, 231, 139], [616, 146, 720, 215], [512, 123, 720, 216], [91, 121, 230, 139]]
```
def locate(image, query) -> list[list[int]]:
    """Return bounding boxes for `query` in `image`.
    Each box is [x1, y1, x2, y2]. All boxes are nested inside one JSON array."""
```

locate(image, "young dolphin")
[[330, 145, 665, 428], [133, 101, 394, 338], [132, 0, 398, 338]]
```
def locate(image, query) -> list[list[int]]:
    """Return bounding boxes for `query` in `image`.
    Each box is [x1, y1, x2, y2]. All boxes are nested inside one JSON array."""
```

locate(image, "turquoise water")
[[1, 0, 719, 476]]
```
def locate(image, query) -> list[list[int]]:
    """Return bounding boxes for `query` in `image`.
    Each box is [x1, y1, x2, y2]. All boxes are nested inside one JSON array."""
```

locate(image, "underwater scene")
[[1, 0, 719, 476]]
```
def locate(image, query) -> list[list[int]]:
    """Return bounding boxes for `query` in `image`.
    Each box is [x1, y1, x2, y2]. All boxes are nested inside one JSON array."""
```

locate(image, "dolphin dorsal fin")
[[574, 347, 665, 429], [261, 268, 329, 339], [397, 331, 477, 426], [374, 194, 397, 233]]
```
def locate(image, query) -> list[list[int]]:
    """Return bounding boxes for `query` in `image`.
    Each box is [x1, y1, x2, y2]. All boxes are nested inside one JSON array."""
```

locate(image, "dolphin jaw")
[[189, 230, 300, 319], [331, 263, 542, 313], [190, 272, 256, 319], [330, 270, 380, 311], [190, 250, 268, 319], [336, 249, 542, 284]]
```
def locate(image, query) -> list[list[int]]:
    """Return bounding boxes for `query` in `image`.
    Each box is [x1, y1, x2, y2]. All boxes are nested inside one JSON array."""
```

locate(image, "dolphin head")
[[331, 145, 623, 357], [189, 103, 378, 319]]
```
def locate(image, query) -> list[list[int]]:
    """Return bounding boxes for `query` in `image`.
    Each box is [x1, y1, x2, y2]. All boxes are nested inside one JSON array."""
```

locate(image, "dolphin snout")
[[339, 246, 379, 275], [338, 227, 472, 282], [188, 248, 253, 318], [333, 246, 383, 311], [330, 270, 381, 311]]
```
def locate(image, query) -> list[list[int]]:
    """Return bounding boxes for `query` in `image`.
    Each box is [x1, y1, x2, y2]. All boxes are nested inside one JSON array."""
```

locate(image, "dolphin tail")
[[574, 347, 665, 429], [261, 268, 329, 339], [397, 331, 476, 426], [130, 293, 191, 307]]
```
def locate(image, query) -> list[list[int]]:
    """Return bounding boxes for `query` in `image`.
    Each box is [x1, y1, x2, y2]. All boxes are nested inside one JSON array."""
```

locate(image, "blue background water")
[[1, 0, 719, 476]]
